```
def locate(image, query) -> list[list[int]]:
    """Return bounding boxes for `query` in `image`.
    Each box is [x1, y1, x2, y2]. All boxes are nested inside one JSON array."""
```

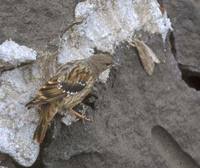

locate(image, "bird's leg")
[[69, 108, 92, 122]]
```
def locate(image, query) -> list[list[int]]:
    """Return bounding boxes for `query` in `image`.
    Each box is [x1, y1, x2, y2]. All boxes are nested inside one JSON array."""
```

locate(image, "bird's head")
[[88, 53, 113, 75]]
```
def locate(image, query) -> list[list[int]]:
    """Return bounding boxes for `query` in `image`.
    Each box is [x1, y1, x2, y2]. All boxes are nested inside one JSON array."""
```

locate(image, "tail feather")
[[33, 103, 57, 144], [33, 118, 49, 144], [26, 97, 43, 109]]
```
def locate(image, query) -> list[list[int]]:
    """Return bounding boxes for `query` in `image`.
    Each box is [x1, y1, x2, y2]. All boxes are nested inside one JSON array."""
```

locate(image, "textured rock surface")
[[42, 37, 200, 168], [0, 0, 200, 168], [0, 0, 77, 50], [165, 0, 200, 92], [0, 0, 171, 166], [42, 1, 200, 168], [165, 0, 200, 67], [0, 40, 37, 72], [0, 63, 40, 166], [0, 153, 16, 168], [0, 40, 42, 166]]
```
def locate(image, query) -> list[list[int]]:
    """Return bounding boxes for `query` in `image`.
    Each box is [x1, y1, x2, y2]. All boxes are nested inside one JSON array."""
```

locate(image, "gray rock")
[[0, 1, 171, 166], [165, 0, 200, 67], [0, 153, 16, 168], [1, 0, 199, 168], [0, 48, 64, 167], [164, 0, 200, 92], [0, 40, 37, 72], [0, 66, 40, 166], [43, 32, 200, 168], [0, 0, 77, 50]]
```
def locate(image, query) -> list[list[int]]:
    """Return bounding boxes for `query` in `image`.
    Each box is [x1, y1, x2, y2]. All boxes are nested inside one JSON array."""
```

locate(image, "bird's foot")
[[69, 109, 92, 122]]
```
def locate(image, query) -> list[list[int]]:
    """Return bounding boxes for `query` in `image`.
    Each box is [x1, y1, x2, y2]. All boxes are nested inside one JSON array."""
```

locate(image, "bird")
[[26, 53, 113, 144]]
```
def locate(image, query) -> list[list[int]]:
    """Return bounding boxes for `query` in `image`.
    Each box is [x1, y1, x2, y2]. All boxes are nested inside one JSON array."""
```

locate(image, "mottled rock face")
[[0, 0, 77, 50], [0, 0, 172, 166], [42, 39, 200, 168], [0, 153, 16, 168], [165, 1, 200, 92], [165, 0, 200, 67], [0, 0, 200, 168], [42, 1, 200, 168]]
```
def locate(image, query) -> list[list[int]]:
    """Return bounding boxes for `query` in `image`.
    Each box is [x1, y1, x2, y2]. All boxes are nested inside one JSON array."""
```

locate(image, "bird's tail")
[[26, 98, 41, 109], [33, 104, 56, 144], [33, 116, 49, 144]]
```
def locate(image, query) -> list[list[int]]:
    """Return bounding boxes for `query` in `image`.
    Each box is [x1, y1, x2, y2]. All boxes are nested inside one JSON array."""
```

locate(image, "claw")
[[69, 109, 92, 122]]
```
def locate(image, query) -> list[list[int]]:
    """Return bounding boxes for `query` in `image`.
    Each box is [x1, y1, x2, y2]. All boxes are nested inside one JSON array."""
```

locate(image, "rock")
[[0, 153, 16, 168], [59, 0, 172, 64], [0, 40, 37, 64], [0, 65, 40, 167], [0, 46, 63, 167], [165, 0, 200, 67], [58, 0, 172, 82], [0, 0, 77, 50], [42, 1, 200, 167], [43, 35, 200, 167], [1, 0, 199, 168], [152, 126, 199, 168], [163, 1, 200, 92], [0, 40, 37, 72], [0, 0, 77, 166]]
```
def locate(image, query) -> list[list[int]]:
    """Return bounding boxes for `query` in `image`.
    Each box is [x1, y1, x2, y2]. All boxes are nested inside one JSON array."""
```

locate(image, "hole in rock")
[[178, 64, 200, 90]]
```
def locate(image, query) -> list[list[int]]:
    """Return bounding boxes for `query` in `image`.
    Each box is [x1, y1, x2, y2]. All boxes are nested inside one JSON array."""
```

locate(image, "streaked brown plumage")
[[26, 53, 113, 144]]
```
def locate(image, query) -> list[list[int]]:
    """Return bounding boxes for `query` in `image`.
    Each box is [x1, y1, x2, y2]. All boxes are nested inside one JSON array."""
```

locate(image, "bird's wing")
[[26, 62, 93, 108]]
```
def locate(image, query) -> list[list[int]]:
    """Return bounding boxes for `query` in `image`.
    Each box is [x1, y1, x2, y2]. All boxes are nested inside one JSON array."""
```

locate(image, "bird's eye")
[[106, 63, 111, 66]]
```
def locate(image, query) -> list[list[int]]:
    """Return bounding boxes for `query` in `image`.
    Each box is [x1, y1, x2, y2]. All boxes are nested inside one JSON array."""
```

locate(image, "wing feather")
[[26, 62, 93, 108]]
